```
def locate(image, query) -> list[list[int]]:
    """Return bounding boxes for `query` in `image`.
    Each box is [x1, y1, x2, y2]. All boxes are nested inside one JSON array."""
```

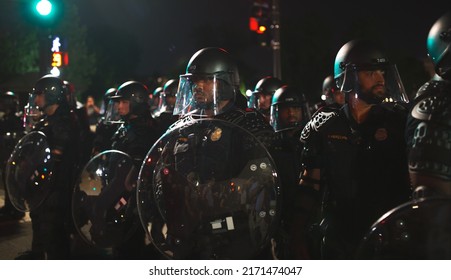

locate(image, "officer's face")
[[333, 91, 345, 105], [152, 96, 160, 108], [357, 70, 386, 99], [257, 94, 272, 111], [279, 106, 302, 127], [117, 99, 130, 116], [34, 93, 46, 110], [193, 78, 215, 105], [166, 96, 176, 107]]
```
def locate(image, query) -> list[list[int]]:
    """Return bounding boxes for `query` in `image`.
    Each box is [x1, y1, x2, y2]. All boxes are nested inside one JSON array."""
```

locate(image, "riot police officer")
[[138, 47, 279, 259], [407, 11, 451, 196], [0, 90, 24, 220], [174, 48, 275, 147], [91, 87, 120, 155], [15, 75, 82, 259], [63, 80, 93, 170], [109, 80, 160, 259], [150, 86, 163, 118], [269, 85, 312, 259], [315, 75, 345, 114], [356, 11, 451, 260], [110, 81, 159, 163], [155, 78, 180, 134], [249, 76, 284, 123], [298, 39, 412, 259]]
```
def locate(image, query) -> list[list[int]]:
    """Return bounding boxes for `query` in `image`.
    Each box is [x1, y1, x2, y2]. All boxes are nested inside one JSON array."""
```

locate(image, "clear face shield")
[[174, 73, 235, 117], [23, 93, 43, 131], [24, 93, 42, 118], [270, 102, 311, 132], [104, 99, 123, 124], [247, 92, 258, 109], [340, 63, 409, 104], [157, 92, 176, 114]]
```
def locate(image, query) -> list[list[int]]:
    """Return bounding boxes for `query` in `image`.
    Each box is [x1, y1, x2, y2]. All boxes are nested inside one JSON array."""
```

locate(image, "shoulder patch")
[[300, 111, 337, 141]]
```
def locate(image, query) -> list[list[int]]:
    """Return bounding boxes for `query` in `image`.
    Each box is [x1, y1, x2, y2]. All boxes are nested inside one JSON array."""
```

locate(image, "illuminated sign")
[[52, 52, 62, 67], [50, 36, 68, 67]]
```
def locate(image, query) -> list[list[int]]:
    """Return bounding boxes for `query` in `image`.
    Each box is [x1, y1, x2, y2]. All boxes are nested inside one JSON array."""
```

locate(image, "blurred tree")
[[0, 25, 39, 81], [0, 0, 96, 96]]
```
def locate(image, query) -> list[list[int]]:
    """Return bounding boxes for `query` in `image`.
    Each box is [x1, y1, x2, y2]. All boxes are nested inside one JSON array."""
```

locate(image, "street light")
[[35, 0, 52, 17]]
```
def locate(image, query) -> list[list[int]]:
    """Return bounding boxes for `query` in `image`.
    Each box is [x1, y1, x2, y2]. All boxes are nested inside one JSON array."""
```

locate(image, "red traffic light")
[[249, 17, 258, 31]]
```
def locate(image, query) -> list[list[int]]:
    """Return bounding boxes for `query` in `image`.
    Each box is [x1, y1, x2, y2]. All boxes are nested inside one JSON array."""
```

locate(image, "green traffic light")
[[35, 0, 52, 16]]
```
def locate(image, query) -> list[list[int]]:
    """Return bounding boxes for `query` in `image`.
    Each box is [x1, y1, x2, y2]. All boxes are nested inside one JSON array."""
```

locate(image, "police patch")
[[210, 127, 222, 141]]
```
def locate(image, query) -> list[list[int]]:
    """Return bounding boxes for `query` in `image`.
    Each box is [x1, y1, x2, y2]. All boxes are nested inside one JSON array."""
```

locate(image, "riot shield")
[[5, 131, 54, 212], [137, 118, 281, 259], [72, 150, 140, 248], [356, 197, 451, 259]]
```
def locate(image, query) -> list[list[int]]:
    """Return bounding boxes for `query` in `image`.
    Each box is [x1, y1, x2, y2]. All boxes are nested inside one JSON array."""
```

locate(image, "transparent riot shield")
[[5, 131, 54, 212], [356, 196, 451, 259], [72, 150, 140, 248], [137, 118, 281, 259]]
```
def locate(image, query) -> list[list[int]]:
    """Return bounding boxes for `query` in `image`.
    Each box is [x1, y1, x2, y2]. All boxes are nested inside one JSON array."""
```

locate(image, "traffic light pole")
[[38, 29, 51, 77], [34, 0, 54, 77], [271, 0, 282, 80]]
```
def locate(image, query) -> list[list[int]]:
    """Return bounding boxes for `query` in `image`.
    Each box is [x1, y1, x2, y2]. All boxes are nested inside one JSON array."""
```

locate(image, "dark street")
[[0, 187, 32, 260]]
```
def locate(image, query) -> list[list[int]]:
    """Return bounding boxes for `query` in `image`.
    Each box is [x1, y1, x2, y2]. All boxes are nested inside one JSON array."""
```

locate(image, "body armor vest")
[[409, 79, 451, 181]]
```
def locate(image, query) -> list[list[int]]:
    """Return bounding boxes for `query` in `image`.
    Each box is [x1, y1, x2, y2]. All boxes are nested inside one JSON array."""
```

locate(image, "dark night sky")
[[1, 0, 450, 98], [75, 0, 450, 90], [78, 0, 252, 75]]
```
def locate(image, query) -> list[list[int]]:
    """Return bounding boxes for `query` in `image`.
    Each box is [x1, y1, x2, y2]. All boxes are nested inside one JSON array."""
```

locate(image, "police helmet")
[[321, 75, 339, 105], [250, 76, 284, 111], [270, 85, 310, 132], [32, 74, 67, 109], [158, 78, 179, 114], [0, 90, 19, 114], [111, 81, 150, 118], [103, 87, 121, 124], [427, 11, 451, 80], [174, 47, 240, 116], [334, 39, 408, 104]]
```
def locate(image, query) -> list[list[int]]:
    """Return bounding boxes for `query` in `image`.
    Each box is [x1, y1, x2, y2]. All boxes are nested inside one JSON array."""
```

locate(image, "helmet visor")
[[270, 103, 310, 132], [104, 99, 123, 124], [340, 63, 409, 104], [157, 92, 176, 114], [25, 93, 42, 116], [174, 73, 235, 117]]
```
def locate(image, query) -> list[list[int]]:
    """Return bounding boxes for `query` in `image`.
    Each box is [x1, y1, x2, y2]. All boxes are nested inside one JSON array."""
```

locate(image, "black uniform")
[[271, 128, 307, 259], [29, 103, 81, 259], [407, 77, 451, 185], [110, 111, 160, 259], [155, 111, 179, 136], [112, 113, 159, 168], [92, 117, 121, 154], [300, 103, 412, 259]]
